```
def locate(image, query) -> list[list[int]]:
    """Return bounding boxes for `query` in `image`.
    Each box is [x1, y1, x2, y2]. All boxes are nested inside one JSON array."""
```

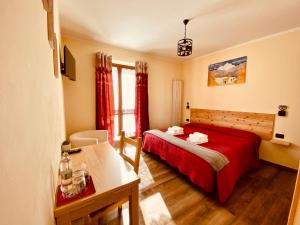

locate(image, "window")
[[112, 63, 136, 138]]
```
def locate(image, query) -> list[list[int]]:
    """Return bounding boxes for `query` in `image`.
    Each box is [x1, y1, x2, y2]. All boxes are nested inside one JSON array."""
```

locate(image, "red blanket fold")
[[142, 123, 261, 202]]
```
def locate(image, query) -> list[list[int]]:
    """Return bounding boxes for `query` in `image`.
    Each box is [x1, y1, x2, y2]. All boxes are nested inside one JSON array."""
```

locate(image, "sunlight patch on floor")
[[123, 145, 155, 190], [140, 192, 176, 225], [121, 206, 130, 225], [139, 154, 155, 189]]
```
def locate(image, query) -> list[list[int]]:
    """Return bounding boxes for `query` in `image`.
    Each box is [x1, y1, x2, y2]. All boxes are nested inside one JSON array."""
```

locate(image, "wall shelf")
[[270, 139, 291, 146]]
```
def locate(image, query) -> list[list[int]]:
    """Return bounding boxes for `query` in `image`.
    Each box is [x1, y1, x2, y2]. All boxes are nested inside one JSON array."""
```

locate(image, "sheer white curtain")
[[171, 80, 183, 125]]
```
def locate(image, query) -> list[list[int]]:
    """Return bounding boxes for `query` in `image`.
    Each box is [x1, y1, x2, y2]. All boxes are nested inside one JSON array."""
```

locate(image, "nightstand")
[[270, 139, 291, 146]]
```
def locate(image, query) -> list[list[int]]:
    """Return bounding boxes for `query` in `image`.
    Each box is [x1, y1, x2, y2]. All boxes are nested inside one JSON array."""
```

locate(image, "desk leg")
[[129, 185, 139, 225], [56, 214, 72, 225]]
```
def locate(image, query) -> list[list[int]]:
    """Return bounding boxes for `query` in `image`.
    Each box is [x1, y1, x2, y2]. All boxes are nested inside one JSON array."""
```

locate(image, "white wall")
[[182, 29, 300, 169], [0, 0, 65, 224]]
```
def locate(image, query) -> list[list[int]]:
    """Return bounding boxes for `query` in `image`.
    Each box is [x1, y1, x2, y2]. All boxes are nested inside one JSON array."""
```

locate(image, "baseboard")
[[261, 159, 298, 172]]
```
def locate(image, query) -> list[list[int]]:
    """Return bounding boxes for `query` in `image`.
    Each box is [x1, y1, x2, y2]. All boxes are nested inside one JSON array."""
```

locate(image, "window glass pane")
[[112, 67, 119, 113], [114, 115, 119, 138], [121, 68, 136, 113], [112, 67, 119, 138], [112, 66, 136, 138], [123, 114, 136, 137]]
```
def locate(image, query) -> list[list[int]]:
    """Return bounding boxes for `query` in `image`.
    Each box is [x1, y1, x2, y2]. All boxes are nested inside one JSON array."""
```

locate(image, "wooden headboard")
[[190, 108, 275, 140]]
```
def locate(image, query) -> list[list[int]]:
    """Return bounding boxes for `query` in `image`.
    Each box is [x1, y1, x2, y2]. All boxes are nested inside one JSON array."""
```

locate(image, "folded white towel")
[[167, 127, 173, 132], [166, 126, 184, 135], [192, 132, 208, 138], [173, 126, 183, 132], [186, 137, 208, 145], [188, 137, 208, 143], [189, 132, 207, 139], [187, 132, 208, 144], [188, 135, 208, 141]]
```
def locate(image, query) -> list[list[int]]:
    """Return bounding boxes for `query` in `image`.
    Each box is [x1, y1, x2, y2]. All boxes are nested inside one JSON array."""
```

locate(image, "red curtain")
[[95, 53, 114, 144], [135, 61, 150, 137]]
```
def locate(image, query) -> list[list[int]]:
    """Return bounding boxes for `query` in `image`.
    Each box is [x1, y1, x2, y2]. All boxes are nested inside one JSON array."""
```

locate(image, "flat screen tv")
[[61, 46, 76, 81]]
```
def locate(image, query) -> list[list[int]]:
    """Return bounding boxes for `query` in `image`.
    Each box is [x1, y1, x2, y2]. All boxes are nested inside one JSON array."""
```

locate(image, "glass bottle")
[[80, 162, 89, 181], [59, 152, 73, 196]]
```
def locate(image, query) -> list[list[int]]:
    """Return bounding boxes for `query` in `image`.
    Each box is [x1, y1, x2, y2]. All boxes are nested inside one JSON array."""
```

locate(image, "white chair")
[[69, 130, 108, 148]]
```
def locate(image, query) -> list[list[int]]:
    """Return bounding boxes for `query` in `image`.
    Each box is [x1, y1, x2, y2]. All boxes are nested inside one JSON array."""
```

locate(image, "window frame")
[[112, 63, 136, 137]]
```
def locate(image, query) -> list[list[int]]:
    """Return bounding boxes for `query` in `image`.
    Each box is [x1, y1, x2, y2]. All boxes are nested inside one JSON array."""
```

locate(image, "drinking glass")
[[72, 169, 86, 194]]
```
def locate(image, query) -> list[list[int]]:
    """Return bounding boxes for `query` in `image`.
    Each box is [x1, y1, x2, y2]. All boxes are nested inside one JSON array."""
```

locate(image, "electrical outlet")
[[275, 133, 284, 139]]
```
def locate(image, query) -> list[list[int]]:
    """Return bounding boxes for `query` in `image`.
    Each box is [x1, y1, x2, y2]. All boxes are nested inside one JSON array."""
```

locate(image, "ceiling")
[[59, 0, 300, 60]]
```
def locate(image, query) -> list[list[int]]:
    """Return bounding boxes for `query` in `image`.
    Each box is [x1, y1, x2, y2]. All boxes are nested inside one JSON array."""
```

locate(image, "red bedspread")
[[142, 123, 261, 202]]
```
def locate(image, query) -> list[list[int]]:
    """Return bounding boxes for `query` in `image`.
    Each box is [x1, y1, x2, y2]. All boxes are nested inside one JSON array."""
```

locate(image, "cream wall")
[[182, 29, 300, 169], [62, 36, 182, 137], [0, 1, 65, 225]]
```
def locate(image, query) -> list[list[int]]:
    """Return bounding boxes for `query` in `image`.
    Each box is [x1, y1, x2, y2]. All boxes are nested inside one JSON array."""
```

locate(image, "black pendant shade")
[[177, 19, 193, 57]]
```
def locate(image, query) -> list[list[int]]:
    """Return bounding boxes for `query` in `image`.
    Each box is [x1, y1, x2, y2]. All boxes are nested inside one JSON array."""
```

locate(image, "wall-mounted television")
[[61, 46, 76, 81]]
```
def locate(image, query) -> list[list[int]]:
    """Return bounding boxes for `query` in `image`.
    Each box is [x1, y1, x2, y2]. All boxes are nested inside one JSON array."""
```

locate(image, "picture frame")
[[208, 56, 247, 86]]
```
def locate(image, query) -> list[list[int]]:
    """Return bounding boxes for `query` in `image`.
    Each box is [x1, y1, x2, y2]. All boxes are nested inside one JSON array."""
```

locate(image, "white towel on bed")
[[166, 126, 184, 135], [192, 132, 208, 138], [187, 132, 208, 144]]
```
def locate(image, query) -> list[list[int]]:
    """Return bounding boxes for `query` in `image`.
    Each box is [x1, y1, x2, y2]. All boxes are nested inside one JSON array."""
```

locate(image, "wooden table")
[[54, 143, 140, 225]]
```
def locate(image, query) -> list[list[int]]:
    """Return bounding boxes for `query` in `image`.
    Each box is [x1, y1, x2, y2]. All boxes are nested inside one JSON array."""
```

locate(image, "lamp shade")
[[177, 38, 193, 56], [177, 19, 193, 57]]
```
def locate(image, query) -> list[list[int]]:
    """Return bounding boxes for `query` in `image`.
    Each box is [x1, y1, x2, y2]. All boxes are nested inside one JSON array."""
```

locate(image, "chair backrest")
[[119, 131, 142, 174]]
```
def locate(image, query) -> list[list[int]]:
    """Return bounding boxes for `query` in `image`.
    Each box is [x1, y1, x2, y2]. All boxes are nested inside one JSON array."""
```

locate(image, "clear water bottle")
[[59, 152, 73, 196]]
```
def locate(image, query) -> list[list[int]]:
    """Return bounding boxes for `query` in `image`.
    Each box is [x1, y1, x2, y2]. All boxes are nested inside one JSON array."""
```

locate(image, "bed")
[[142, 109, 275, 202]]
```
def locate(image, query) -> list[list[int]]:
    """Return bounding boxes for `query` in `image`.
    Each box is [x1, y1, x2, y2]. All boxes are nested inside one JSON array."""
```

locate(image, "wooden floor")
[[105, 151, 296, 225]]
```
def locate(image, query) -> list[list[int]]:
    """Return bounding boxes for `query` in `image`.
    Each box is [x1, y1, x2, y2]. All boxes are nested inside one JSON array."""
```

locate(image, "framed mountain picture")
[[208, 56, 247, 86]]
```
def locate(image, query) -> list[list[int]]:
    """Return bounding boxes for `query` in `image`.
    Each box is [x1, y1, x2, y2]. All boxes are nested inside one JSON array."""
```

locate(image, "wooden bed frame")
[[190, 108, 275, 140]]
